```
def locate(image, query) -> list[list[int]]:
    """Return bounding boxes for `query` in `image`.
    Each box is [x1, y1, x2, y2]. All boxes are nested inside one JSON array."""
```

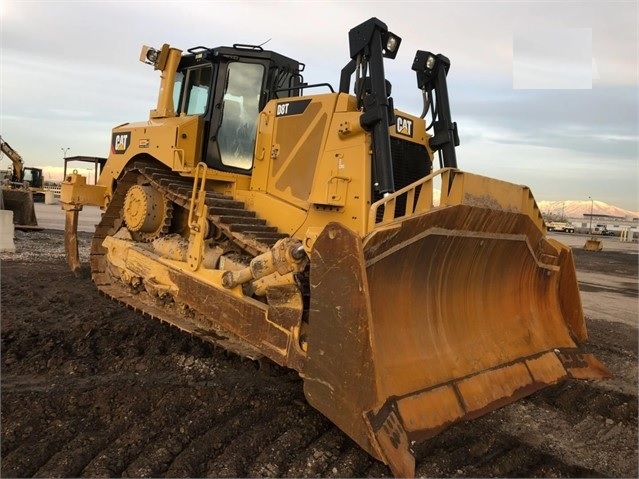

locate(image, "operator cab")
[[172, 45, 303, 174], [23, 167, 43, 189]]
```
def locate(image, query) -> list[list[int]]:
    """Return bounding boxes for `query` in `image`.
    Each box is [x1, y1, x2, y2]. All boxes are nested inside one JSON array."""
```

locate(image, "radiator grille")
[[373, 139, 431, 222]]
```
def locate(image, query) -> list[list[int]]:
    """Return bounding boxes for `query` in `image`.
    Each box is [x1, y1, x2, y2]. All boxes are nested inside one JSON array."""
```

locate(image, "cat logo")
[[395, 116, 413, 137], [111, 132, 131, 155]]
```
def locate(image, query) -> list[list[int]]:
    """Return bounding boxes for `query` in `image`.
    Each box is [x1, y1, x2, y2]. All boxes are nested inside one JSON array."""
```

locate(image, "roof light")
[[382, 31, 401, 59], [386, 35, 399, 53], [146, 48, 160, 63], [139, 44, 171, 70]]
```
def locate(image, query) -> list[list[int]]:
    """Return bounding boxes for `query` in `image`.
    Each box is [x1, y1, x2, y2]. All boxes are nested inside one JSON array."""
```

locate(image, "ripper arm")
[[60, 171, 108, 273]]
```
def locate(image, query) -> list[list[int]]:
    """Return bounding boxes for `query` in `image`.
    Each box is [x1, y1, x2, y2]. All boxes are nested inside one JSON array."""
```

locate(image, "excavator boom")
[[1, 136, 38, 227], [0, 136, 24, 183]]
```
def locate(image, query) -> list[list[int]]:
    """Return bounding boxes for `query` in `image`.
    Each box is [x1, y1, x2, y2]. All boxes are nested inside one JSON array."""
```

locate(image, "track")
[[88, 159, 290, 357], [1, 231, 638, 478]]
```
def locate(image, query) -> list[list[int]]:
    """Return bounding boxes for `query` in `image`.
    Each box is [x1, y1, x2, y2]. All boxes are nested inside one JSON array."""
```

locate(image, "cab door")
[[206, 61, 265, 174]]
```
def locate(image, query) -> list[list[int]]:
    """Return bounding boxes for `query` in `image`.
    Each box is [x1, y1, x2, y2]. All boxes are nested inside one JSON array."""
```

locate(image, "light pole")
[[588, 196, 593, 234], [61, 147, 70, 159]]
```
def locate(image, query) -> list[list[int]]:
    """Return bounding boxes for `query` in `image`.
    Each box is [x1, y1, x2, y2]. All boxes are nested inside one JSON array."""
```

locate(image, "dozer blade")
[[584, 236, 603, 251], [303, 206, 610, 478]]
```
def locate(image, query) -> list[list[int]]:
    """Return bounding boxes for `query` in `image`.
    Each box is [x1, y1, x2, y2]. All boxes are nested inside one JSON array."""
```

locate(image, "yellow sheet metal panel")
[[60, 174, 107, 207], [268, 96, 337, 206], [441, 171, 545, 232]]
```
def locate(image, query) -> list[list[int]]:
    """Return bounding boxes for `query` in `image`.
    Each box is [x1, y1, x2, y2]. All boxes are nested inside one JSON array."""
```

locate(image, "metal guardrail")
[[43, 184, 62, 197], [367, 168, 451, 232], [367, 167, 546, 234]]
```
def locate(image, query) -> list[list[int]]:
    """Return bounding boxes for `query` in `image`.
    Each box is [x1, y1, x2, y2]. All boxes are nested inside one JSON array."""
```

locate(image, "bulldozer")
[[1, 136, 41, 227], [61, 18, 609, 477]]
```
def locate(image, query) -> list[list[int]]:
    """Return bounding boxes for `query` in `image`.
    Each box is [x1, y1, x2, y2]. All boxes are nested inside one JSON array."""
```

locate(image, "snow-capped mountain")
[[538, 200, 639, 219]]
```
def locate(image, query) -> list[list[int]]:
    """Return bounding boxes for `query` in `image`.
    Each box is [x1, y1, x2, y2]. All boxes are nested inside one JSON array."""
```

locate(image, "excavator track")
[[89, 159, 290, 356]]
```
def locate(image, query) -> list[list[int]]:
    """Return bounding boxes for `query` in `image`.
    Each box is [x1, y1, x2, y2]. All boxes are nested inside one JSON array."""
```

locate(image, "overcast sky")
[[1, 0, 637, 211]]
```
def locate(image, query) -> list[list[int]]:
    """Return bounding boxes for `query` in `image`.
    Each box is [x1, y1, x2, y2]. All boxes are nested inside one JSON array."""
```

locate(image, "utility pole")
[[588, 196, 593, 234]]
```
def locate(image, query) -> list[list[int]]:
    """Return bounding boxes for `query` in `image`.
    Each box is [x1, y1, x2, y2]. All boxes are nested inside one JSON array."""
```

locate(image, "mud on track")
[[1, 230, 637, 478]]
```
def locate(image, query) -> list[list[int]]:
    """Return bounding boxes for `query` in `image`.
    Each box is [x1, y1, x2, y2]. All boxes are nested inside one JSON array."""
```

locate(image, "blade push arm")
[[412, 51, 460, 168], [343, 18, 401, 196]]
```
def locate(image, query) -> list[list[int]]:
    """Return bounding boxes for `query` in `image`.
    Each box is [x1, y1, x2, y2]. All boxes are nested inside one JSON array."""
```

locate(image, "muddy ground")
[[1, 230, 637, 478]]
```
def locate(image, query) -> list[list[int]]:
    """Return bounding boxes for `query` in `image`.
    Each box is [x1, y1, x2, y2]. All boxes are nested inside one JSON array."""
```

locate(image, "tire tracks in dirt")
[[1, 235, 637, 478]]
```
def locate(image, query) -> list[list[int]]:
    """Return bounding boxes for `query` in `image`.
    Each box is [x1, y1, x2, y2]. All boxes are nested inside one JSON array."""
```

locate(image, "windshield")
[[217, 62, 264, 170]]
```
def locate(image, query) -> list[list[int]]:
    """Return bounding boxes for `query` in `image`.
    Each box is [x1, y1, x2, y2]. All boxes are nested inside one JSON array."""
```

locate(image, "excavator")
[[61, 18, 609, 477], [1, 136, 42, 227]]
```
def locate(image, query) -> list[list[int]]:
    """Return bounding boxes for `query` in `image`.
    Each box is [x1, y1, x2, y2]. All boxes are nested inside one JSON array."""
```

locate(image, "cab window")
[[178, 65, 212, 115], [217, 62, 264, 170], [172, 71, 184, 112]]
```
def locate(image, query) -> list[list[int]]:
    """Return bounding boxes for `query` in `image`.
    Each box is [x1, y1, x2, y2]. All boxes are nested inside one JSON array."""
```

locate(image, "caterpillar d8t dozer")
[[61, 18, 609, 477]]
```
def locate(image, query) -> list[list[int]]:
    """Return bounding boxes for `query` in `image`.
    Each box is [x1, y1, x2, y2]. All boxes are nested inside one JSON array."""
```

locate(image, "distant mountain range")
[[538, 200, 639, 219]]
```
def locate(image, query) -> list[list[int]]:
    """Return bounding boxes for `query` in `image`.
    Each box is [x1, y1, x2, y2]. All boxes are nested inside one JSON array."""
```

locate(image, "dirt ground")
[[1, 230, 637, 478]]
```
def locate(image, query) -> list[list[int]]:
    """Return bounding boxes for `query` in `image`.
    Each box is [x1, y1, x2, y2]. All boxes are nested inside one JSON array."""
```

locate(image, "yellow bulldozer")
[[61, 18, 609, 477]]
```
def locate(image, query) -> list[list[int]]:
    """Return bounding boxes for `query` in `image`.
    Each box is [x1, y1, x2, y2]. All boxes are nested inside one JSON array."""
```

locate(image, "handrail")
[[368, 167, 546, 234], [368, 168, 453, 232], [188, 162, 208, 231]]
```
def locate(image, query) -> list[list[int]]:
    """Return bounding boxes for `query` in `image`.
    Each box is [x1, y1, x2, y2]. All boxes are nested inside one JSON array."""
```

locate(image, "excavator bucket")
[[1, 189, 38, 227], [303, 169, 610, 478]]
